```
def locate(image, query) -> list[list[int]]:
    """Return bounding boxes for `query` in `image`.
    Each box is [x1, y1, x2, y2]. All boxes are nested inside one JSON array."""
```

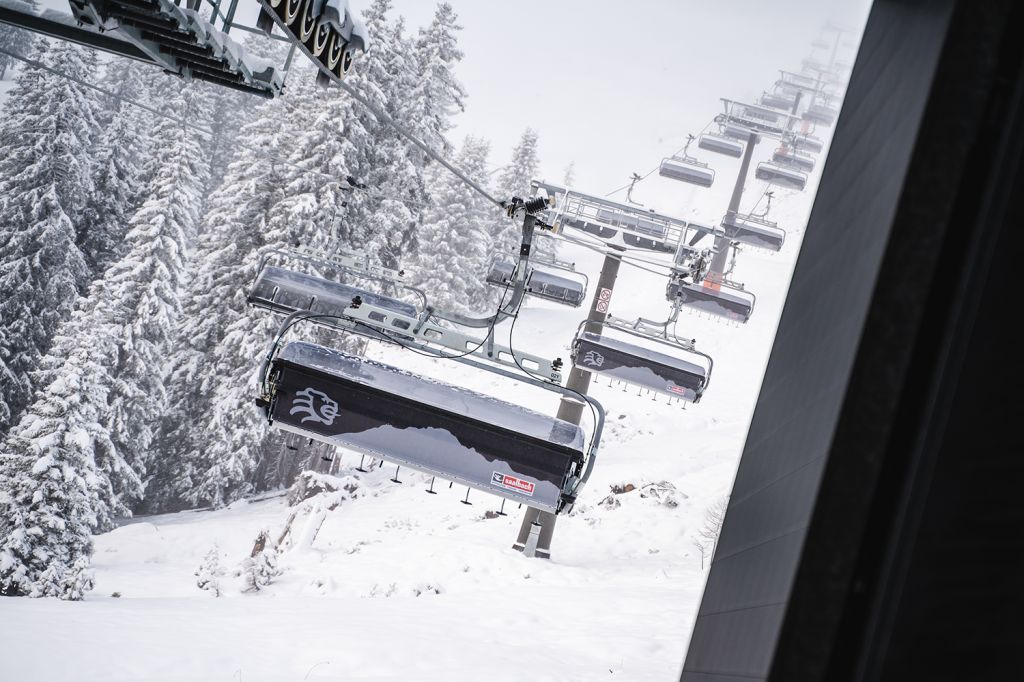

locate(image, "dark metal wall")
[[680, 1, 1024, 680]]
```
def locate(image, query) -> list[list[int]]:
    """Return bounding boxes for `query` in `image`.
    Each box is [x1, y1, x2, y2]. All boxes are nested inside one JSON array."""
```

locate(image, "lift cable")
[[0, 46, 494, 213], [333, 79, 504, 209], [0, 45, 210, 133]]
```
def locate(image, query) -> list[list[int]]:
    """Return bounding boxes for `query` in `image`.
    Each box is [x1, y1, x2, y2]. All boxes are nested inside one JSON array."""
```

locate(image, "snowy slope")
[[0, 135, 826, 681]]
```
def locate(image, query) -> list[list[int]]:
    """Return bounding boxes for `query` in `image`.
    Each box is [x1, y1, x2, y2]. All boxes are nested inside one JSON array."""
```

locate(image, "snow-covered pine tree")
[[4, 79, 212, 532], [356, 2, 426, 270], [0, 38, 101, 434], [0, 0, 37, 80], [195, 545, 224, 596], [89, 81, 212, 513], [157, 72, 359, 509], [489, 128, 542, 259], [205, 85, 252, 195], [563, 160, 577, 187], [413, 136, 494, 315], [0, 325, 107, 599], [95, 59, 152, 127], [187, 81, 363, 504], [410, 2, 466, 157], [146, 88, 301, 511], [79, 98, 147, 277], [25, 295, 134, 531]]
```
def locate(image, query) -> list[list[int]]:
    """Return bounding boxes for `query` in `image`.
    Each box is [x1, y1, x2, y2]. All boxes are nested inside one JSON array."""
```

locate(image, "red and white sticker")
[[596, 300, 609, 313], [491, 472, 535, 496], [598, 287, 613, 301]]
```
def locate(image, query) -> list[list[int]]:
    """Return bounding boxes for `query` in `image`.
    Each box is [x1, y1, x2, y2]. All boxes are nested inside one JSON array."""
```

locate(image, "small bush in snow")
[[195, 546, 224, 597], [240, 530, 280, 593], [639, 481, 684, 508]]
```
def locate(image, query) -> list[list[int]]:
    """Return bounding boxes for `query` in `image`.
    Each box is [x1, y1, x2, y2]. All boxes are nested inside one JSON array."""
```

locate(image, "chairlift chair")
[[785, 132, 825, 155], [740, 105, 783, 125], [658, 135, 715, 187], [721, 123, 759, 142], [720, 212, 786, 252], [772, 146, 816, 173], [760, 91, 798, 111], [667, 275, 756, 323], [698, 133, 745, 158], [755, 161, 809, 190], [717, 99, 797, 138], [247, 249, 425, 320], [559, 215, 618, 241], [533, 180, 689, 254], [776, 71, 836, 99], [570, 321, 712, 403], [259, 339, 603, 514], [802, 58, 833, 75], [484, 256, 588, 308], [595, 208, 672, 251], [803, 102, 839, 127]]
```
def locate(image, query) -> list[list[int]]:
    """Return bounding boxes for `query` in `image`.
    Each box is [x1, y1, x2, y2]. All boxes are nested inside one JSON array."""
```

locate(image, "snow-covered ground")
[[0, 135, 823, 680]]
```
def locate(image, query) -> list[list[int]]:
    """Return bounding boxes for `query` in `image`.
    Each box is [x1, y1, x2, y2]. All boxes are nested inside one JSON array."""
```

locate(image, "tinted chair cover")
[[755, 162, 809, 190], [572, 331, 708, 402], [698, 133, 745, 157], [721, 214, 786, 252], [265, 341, 587, 513], [668, 279, 755, 322]]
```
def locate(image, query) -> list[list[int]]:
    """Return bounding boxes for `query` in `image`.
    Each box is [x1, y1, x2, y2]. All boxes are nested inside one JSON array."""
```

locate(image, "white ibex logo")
[[290, 387, 339, 426], [583, 350, 605, 368]]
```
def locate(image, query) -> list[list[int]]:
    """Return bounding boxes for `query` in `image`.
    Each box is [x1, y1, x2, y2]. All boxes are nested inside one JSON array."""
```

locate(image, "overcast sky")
[[377, 0, 874, 211], [30, 0, 874, 212]]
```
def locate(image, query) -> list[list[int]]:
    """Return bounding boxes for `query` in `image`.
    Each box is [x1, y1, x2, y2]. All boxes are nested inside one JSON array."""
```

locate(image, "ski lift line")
[[261, 157, 437, 211], [0, 46, 215, 135], [332, 79, 503, 209]]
